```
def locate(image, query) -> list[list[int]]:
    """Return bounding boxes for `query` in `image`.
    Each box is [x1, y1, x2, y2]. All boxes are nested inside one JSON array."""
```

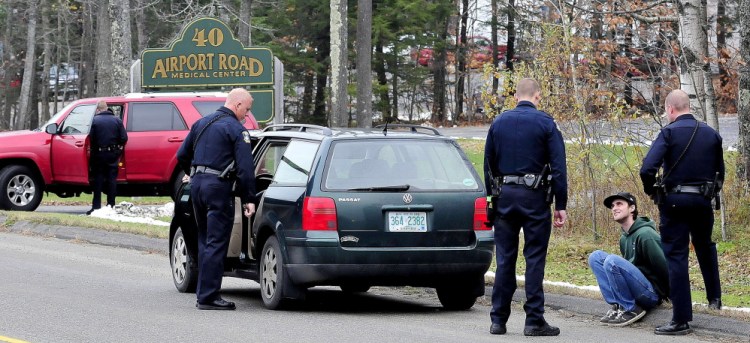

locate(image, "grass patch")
[[0, 210, 169, 239], [41, 193, 172, 206], [457, 138, 750, 309]]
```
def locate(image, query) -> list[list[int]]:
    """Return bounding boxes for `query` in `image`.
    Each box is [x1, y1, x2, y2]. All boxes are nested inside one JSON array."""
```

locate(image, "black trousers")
[[190, 173, 235, 304], [90, 151, 120, 209], [490, 185, 551, 327], [659, 193, 721, 323]]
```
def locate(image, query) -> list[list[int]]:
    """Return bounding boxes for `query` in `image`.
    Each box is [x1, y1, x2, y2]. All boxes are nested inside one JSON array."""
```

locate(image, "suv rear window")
[[324, 139, 479, 191], [192, 101, 225, 116]]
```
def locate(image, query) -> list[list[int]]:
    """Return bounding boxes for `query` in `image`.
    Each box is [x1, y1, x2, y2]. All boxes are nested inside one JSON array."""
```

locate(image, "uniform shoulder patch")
[[242, 130, 251, 144]]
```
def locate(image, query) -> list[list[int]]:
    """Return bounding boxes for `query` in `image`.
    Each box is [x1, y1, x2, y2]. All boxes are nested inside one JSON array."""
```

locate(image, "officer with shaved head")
[[641, 89, 725, 335]]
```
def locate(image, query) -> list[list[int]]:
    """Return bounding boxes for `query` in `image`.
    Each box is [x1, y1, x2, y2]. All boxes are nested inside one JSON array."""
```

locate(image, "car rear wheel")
[[171, 170, 186, 202], [0, 165, 43, 211], [260, 236, 300, 310], [436, 285, 478, 310], [171, 227, 198, 293]]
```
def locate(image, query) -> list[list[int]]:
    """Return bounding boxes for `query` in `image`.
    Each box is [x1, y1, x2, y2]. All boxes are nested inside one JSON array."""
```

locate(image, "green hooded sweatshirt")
[[619, 216, 669, 299]]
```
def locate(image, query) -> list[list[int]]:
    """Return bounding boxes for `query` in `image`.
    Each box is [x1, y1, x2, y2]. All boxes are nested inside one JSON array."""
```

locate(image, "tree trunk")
[[738, 0, 750, 185], [677, 0, 707, 119], [110, 0, 132, 95], [81, 4, 96, 98], [329, 0, 348, 127], [356, 0, 373, 128], [455, 0, 468, 123], [432, 19, 450, 124], [16, 1, 39, 130], [239, 0, 252, 46], [313, 34, 330, 126], [374, 38, 391, 120], [96, 1, 113, 96], [301, 70, 314, 121], [491, 0, 498, 94], [41, 2, 51, 124], [1, 8, 14, 131], [505, 0, 515, 72], [134, 0, 148, 53]]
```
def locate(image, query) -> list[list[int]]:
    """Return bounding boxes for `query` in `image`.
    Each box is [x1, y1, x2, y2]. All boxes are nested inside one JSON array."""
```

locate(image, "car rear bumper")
[[283, 233, 494, 287]]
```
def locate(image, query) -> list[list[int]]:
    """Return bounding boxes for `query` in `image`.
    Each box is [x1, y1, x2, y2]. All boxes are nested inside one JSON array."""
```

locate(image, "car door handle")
[[167, 137, 184, 142], [75, 141, 84, 147]]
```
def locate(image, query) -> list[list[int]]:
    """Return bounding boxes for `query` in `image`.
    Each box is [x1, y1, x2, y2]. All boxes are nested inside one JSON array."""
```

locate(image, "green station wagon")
[[170, 124, 494, 310]]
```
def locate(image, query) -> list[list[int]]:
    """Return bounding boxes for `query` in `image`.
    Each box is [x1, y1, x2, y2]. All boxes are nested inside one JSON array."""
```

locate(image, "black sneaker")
[[708, 298, 722, 310], [609, 305, 646, 327], [600, 304, 621, 325]]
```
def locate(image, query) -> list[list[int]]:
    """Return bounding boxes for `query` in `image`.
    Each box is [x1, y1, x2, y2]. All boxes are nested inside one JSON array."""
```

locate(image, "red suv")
[[0, 92, 259, 211], [413, 36, 507, 69]]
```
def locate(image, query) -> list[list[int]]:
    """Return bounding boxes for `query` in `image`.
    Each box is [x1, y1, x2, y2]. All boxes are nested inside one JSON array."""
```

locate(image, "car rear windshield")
[[192, 101, 225, 116], [323, 139, 480, 191]]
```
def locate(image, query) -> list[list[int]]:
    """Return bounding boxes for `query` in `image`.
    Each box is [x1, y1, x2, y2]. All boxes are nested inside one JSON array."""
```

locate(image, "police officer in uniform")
[[88, 100, 127, 214], [177, 88, 257, 310], [640, 89, 724, 335], [484, 78, 568, 336]]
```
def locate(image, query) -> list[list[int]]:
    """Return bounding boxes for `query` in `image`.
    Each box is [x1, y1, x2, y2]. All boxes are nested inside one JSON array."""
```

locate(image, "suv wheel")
[[260, 236, 297, 310], [171, 170, 186, 201], [436, 285, 478, 310], [0, 165, 43, 211], [171, 227, 198, 293]]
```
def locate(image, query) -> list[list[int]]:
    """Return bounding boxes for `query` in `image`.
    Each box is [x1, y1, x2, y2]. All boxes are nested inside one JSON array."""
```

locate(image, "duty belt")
[[668, 185, 703, 194], [95, 145, 122, 152], [502, 174, 540, 185], [192, 165, 222, 175]]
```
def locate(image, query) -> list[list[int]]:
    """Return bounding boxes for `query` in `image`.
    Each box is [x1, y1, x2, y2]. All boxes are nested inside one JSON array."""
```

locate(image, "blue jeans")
[[588, 250, 660, 311]]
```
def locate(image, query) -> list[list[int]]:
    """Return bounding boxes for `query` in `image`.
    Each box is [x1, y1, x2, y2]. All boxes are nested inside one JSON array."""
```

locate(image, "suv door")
[[50, 103, 96, 184], [122, 102, 187, 182]]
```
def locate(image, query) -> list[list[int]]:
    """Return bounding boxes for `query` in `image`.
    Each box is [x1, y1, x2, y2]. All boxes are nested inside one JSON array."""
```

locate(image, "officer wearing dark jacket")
[[484, 78, 568, 336], [176, 88, 257, 310], [640, 89, 724, 335], [88, 101, 127, 214]]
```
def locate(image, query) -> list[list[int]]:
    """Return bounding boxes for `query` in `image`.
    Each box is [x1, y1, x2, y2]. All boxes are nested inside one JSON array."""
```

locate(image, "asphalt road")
[[0, 229, 746, 343]]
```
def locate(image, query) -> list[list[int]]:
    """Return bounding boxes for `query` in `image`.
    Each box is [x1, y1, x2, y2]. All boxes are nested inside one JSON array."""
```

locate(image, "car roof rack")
[[263, 124, 333, 136], [124, 91, 228, 98], [374, 124, 442, 136]]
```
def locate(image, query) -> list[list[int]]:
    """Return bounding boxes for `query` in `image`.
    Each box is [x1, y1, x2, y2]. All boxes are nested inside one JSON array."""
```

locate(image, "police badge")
[[242, 131, 251, 143]]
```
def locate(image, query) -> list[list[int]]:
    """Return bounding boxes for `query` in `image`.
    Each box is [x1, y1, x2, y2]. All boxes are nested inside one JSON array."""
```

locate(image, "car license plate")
[[387, 212, 427, 232]]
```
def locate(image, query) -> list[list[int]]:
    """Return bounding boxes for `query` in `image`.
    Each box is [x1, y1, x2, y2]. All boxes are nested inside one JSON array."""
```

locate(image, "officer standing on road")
[[88, 100, 127, 215], [176, 88, 257, 311], [640, 89, 724, 335], [484, 78, 568, 336]]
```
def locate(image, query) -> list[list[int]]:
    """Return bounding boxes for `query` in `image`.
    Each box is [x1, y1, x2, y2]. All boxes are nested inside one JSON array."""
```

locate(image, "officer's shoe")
[[489, 323, 507, 335], [654, 321, 692, 335], [523, 321, 560, 336], [708, 298, 722, 310], [196, 298, 236, 310], [85, 208, 96, 215], [599, 303, 621, 325]]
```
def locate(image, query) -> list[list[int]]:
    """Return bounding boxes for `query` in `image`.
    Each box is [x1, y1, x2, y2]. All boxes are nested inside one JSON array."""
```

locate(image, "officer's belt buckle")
[[522, 174, 537, 188]]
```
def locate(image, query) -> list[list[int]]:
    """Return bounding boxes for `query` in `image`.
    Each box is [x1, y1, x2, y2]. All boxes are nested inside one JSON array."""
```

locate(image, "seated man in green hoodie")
[[588, 192, 669, 327]]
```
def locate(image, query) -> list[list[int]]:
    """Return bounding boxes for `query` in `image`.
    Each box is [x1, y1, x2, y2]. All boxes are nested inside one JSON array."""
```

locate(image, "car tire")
[[171, 227, 198, 293], [340, 284, 371, 293], [260, 235, 297, 310], [436, 286, 478, 310], [0, 165, 43, 211]]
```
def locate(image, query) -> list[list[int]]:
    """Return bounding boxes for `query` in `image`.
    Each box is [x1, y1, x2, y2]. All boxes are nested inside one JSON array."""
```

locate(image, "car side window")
[[255, 141, 289, 176], [59, 104, 96, 134], [192, 101, 225, 116], [127, 102, 187, 131], [272, 140, 320, 185]]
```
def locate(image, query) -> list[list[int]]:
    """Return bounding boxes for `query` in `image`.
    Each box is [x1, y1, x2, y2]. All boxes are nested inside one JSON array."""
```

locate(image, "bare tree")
[[110, 0, 133, 95], [96, 1, 113, 96], [16, 1, 39, 130], [239, 0, 252, 46], [330, 0, 348, 127], [739, 0, 750, 184], [40, 1, 52, 123], [356, 0, 373, 128]]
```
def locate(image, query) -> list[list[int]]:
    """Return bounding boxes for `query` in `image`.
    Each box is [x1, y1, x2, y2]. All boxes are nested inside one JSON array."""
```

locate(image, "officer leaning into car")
[[87, 100, 127, 215], [640, 89, 724, 335], [484, 78, 568, 336], [176, 88, 257, 311]]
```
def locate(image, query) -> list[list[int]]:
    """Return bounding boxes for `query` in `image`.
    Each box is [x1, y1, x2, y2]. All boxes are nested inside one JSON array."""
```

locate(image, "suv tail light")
[[474, 197, 490, 230], [302, 197, 338, 231]]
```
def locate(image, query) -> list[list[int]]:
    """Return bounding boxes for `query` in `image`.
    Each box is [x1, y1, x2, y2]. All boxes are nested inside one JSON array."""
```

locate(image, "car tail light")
[[474, 197, 490, 230], [302, 197, 338, 231]]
